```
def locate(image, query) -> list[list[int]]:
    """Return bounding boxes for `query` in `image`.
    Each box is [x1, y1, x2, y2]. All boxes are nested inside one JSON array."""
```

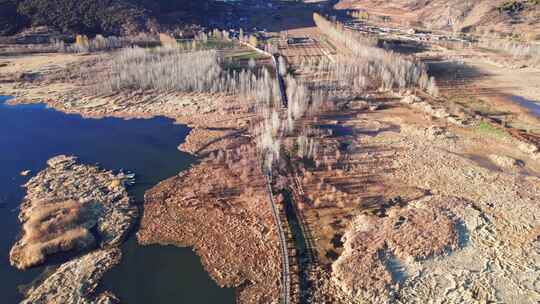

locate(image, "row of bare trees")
[[0, 34, 157, 55], [257, 109, 283, 171], [296, 127, 320, 160], [300, 56, 438, 96], [50, 28, 232, 54], [313, 13, 378, 52], [313, 13, 439, 96], [101, 45, 292, 172], [478, 38, 540, 67], [105, 47, 282, 106], [256, 70, 337, 171], [108, 47, 222, 92], [56, 33, 159, 53]]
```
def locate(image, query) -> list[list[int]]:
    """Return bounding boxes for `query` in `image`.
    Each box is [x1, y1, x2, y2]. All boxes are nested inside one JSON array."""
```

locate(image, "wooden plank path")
[[245, 41, 295, 303], [273, 54, 289, 108], [244, 41, 292, 304], [264, 172, 292, 304]]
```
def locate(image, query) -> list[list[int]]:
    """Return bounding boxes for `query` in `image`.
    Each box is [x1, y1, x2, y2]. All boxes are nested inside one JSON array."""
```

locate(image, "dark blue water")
[[0, 96, 235, 303], [510, 95, 540, 118]]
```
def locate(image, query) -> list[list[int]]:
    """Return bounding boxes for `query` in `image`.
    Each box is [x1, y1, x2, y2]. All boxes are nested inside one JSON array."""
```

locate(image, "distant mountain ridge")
[[0, 0, 209, 36], [340, 0, 540, 40]]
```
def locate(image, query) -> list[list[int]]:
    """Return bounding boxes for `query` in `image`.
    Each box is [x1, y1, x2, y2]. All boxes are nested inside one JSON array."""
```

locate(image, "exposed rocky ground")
[[21, 248, 122, 304], [10, 155, 136, 303], [296, 97, 540, 303], [387, 121, 540, 303], [10, 155, 136, 269]]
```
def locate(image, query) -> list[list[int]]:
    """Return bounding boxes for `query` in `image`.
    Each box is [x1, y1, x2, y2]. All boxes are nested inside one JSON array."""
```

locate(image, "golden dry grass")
[[11, 199, 98, 269]]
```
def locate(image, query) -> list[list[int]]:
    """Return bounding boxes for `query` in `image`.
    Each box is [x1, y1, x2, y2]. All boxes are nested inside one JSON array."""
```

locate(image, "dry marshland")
[[264, 11, 540, 304], [138, 143, 282, 303]]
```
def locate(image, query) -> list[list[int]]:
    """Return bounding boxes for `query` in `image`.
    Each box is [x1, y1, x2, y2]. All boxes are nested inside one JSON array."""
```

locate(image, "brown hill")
[[0, 0, 209, 36], [338, 0, 540, 40]]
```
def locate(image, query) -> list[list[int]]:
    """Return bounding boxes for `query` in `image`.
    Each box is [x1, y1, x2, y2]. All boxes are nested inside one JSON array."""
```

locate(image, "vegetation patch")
[[475, 121, 509, 139], [498, 1, 526, 14]]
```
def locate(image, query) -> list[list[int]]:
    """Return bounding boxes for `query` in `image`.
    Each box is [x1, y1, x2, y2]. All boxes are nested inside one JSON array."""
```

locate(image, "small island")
[[11, 155, 136, 303]]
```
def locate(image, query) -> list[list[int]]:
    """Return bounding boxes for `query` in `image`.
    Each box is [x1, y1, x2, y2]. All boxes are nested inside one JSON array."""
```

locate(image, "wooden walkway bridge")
[[264, 172, 292, 304]]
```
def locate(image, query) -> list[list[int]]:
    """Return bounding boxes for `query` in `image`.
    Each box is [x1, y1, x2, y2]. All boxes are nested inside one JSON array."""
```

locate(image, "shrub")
[[159, 32, 177, 47]]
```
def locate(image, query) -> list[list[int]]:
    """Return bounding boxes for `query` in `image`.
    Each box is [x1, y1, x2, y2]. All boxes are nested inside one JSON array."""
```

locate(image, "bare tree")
[[104, 46, 282, 105], [313, 13, 439, 96]]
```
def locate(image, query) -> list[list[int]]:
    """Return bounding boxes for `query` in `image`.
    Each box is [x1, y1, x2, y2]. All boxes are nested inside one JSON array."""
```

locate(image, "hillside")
[[0, 0, 209, 36], [338, 0, 540, 40]]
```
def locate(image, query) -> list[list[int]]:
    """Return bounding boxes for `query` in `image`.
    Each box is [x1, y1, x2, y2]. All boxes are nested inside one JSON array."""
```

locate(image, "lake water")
[[0, 96, 235, 303], [509, 95, 540, 118]]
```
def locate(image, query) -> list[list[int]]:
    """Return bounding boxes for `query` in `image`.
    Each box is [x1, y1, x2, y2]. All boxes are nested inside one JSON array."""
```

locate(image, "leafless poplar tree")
[[313, 13, 439, 96]]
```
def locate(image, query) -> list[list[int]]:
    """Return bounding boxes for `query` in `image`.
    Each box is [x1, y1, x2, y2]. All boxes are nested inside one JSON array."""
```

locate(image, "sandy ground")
[[424, 42, 540, 106], [0, 52, 92, 74], [463, 59, 540, 101], [421, 47, 540, 140]]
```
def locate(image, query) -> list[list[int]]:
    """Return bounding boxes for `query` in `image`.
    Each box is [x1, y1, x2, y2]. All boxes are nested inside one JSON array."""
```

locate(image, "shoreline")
[[0, 91, 248, 302], [2, 95, 275, 302], [1, 49, 282, 303]]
